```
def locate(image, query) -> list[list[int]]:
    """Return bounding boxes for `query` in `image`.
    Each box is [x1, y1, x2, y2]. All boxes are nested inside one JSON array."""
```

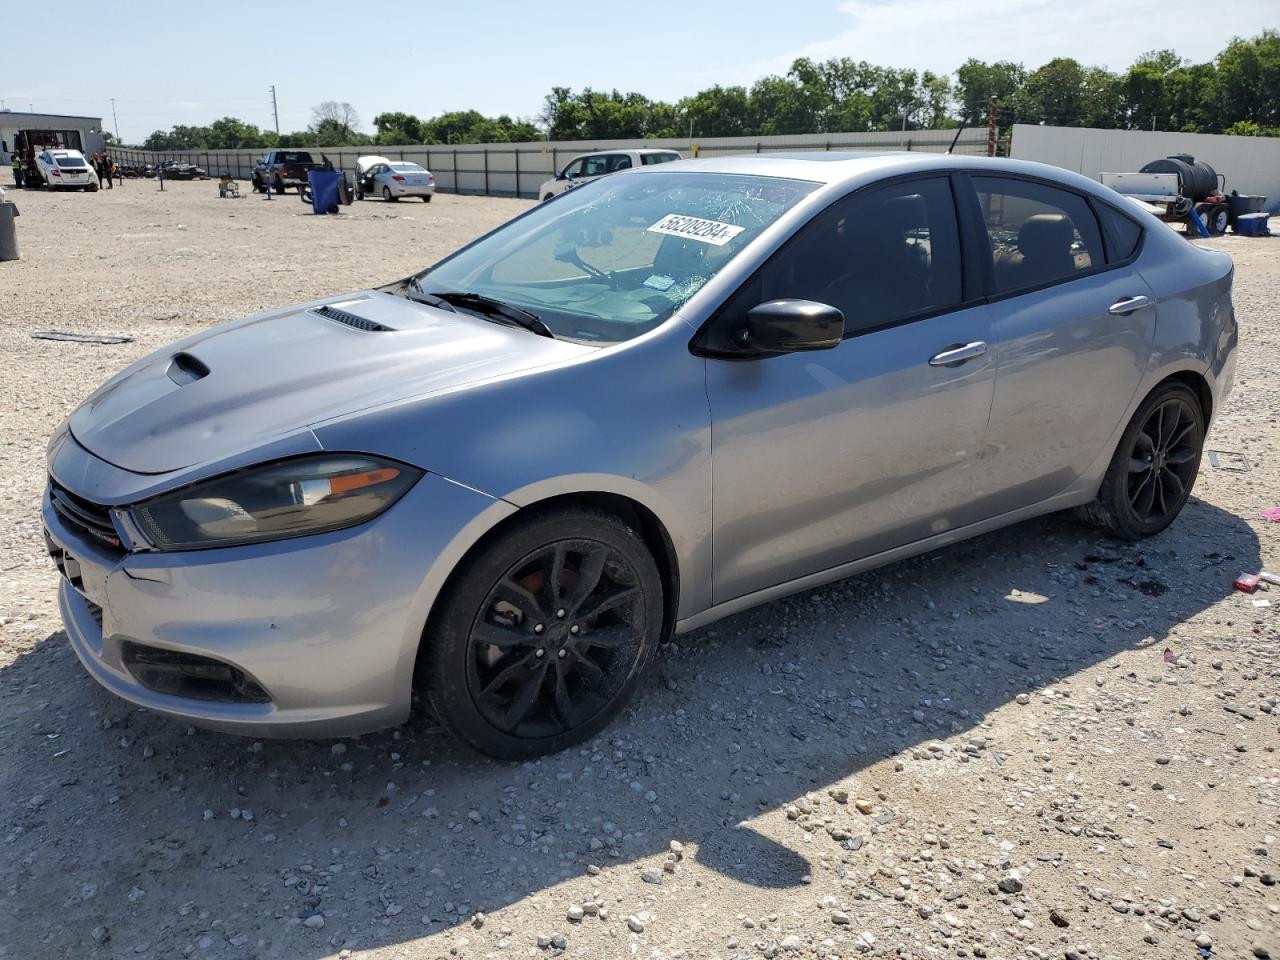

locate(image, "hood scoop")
[[313, 303, 394, 333]]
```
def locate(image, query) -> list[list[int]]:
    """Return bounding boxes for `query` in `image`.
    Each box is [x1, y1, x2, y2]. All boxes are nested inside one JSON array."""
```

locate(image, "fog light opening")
[[121, 642, 272, 704]]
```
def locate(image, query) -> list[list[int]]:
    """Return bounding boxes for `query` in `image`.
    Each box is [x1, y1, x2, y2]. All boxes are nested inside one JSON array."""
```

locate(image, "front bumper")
[[44, 450, 513, 738]]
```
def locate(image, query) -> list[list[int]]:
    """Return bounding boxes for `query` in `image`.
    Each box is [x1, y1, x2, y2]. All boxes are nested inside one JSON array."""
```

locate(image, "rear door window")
[[606, 154, 633, 173], [971, 176, 1105, 295]]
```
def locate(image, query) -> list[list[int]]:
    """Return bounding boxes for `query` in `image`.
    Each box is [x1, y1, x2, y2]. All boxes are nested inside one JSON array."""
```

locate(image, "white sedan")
[[356, 158, 435, 202], [538, 148, 682, 201], [35, 149, 97, 191]]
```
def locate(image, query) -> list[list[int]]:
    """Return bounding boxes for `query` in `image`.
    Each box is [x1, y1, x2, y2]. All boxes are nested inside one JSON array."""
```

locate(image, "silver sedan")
[[44, 153, 1236, 758]]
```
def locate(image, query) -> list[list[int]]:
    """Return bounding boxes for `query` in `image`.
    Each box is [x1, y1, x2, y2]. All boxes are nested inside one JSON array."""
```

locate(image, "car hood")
[[68, 291, 592, 475]]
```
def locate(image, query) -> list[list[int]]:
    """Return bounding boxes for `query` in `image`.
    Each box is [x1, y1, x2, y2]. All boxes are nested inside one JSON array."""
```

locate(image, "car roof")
[[634, 152, 1111, 196]]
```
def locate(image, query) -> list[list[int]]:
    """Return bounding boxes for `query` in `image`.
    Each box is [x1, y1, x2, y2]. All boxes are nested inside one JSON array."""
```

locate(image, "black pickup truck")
[[251, 150, 319, 194]]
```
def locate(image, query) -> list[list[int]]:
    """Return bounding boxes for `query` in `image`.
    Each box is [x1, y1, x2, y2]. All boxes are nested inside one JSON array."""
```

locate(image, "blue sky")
[[4, 0, 1275, 143]]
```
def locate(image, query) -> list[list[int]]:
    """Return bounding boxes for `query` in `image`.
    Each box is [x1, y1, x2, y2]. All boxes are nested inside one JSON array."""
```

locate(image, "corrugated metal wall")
[[1010, 124, 1280, 212], [108, 128, 989, 198]]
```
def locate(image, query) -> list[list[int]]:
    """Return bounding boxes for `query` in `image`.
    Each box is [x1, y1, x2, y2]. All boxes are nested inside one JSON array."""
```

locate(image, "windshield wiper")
[[409, 281, 554, 339]]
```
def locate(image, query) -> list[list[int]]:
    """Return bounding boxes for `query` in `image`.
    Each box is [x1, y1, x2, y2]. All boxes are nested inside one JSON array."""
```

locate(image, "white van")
[[538, 149, 682, 201]]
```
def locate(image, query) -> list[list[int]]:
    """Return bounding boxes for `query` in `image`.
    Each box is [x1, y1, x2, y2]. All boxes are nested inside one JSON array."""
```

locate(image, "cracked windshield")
[[415, 172, 817, 343]]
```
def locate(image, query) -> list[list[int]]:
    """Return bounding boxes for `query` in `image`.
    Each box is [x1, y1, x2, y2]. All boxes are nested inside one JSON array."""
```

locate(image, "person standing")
[[10, 154, 24, 188], [102, 154, 114, 189], [92, 154, 105, 189]]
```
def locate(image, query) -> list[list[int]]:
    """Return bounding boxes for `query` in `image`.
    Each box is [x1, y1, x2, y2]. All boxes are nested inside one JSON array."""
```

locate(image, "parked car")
[[159, 160, 208, 181], [252, 150, 319, 194], [33, 149, 97, 191], [354, 156, 435, 202], [538, 148, 681, 201], [44, 154, 1235, 759]]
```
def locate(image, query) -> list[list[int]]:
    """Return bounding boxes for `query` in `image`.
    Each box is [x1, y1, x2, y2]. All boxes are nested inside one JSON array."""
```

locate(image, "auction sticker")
[[647, 213, 746, 247]]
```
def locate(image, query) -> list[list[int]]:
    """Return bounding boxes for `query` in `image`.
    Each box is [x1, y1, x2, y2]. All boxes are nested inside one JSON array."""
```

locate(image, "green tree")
[[1214, 31, 1280, 128], [373, 111, 426, 144], [206, 116, 272, 149], [954, 59, 1027, 123], [1024, 57, 1088, 126]]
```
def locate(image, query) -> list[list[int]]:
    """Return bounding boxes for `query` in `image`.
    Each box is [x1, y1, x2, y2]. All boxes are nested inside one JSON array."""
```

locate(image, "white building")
[[1, 110, 107, 166]]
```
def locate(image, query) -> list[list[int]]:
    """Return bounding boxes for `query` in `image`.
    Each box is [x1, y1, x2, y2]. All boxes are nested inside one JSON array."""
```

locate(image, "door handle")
[[1109, 295, 1153, 315], [928, 341, 988, 366]]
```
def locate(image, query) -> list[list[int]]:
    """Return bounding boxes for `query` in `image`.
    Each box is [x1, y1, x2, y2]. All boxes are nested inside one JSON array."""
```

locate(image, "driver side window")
[[561, 159, 584, 180], [711, 176, 964, 347]]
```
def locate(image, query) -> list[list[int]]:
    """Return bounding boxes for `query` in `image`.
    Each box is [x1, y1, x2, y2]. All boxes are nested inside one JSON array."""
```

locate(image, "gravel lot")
[[0, 181, 1277, 960]]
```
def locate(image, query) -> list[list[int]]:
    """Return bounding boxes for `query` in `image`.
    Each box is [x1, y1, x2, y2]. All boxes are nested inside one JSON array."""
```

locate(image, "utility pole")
[[986, 96, 999, 157], [269, 85, 280, 136], [110, 98, 120, 141]]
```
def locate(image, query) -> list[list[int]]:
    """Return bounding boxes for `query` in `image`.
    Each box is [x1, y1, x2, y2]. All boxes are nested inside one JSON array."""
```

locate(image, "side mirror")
[[737, 299, 843, 355]]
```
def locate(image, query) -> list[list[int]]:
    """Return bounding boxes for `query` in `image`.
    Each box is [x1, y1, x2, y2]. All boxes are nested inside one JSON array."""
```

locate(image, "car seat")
[[1010, 213, 1075, 289]]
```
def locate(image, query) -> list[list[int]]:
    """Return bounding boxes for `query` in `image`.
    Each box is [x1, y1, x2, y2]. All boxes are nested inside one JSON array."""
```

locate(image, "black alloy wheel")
[[1127, 396, 1199, 524], [1081, 381, 1204, 538], [467, 540, 645, 738], [424, 508, 663, 759]]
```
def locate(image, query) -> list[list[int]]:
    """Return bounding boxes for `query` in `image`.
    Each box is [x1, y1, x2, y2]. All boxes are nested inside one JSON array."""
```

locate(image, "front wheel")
[[423, 507, 664, 760], [1080, 381, 1205, 539]]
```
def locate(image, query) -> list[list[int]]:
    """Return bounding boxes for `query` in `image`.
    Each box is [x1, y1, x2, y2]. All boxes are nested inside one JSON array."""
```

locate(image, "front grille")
[[313, 304, 392, 332], [121, 642, 272, 704], [49, 479, 124, 553]]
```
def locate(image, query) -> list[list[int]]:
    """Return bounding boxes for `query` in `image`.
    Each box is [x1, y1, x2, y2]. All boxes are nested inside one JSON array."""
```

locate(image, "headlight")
[[130, 454, 422, 551]]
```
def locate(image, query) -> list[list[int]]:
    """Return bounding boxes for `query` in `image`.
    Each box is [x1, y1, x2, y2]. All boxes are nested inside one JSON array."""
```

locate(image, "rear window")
[[279, 152, 312, 163], [54, 156, 85, 168], [390, 162, 426, 173], [641, 153, 681, 166], [1096, 202, 1143, 262]]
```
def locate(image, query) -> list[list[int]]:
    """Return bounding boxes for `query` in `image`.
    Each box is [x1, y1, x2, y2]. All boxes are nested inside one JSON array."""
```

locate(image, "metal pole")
[[484, 148, 489, 196], [514, 148, 520, 199], [986, 96, 999, 158], [110, 98, 120, 141], [270, 85, 280, 136], [453, 149, 459, 194]]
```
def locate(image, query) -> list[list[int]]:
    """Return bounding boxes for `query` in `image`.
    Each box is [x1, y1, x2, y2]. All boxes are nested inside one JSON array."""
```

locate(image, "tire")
[[88, 182, 98, 193], [251, 175, 262, 193], [274, 177, 287, 195], [542, 193, 554, 202], [423, 507, 664, 760], [382, 186, 398, 202], [1208, 204, 1229, 235], [423, 194, 432, 202], [1079, 381, 1205, 539]]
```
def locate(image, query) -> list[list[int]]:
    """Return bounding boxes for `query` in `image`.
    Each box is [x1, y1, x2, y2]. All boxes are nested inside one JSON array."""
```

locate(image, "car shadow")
[[0, 496, 1258, 958]]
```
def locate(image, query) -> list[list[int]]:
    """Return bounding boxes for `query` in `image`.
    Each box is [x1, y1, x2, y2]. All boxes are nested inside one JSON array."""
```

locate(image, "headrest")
[[1017, 214, 1073, 259]]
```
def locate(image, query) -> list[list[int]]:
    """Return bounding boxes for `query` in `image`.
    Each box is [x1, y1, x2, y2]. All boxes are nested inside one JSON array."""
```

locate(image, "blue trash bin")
[[307, 169, 341, 215]]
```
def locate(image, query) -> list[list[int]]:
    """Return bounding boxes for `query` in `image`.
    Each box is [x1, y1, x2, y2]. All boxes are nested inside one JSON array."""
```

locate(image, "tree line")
[[136, 31, 1278, 151]]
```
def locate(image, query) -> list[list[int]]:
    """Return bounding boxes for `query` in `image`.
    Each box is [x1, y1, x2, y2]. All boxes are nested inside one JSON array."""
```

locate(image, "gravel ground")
[[0, 181, 1276, 960]]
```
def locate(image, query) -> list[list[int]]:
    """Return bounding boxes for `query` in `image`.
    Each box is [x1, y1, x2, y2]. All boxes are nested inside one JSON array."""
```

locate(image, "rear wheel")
[[542, 193, 554, 202], [1207, 204, 1229, 235], [423, 507, 663, 760], [1079, 381, 1205, 539], [423, 194, 432, 202], [273, 177, 287, 195], [382, 186, 398, 202]]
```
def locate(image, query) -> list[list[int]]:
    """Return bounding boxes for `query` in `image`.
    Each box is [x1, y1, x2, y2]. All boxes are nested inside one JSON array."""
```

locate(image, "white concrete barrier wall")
[[1010, 124, 1280, 212], [108, 128, 989, 199]]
